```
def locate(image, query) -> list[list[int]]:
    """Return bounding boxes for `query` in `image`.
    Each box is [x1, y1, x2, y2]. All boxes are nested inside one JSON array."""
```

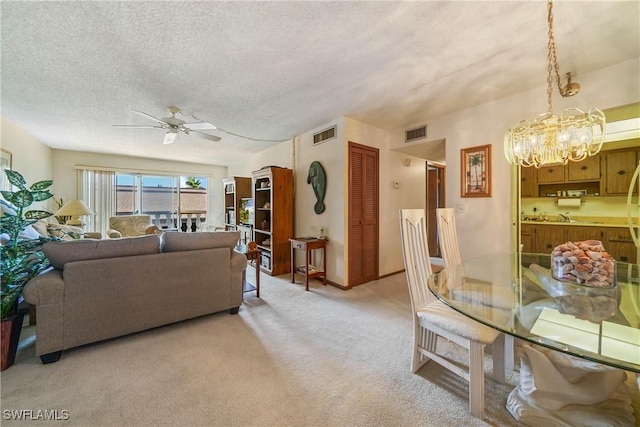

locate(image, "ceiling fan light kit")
[[503, 0, 606, 168], [113, 106, 221, 144]]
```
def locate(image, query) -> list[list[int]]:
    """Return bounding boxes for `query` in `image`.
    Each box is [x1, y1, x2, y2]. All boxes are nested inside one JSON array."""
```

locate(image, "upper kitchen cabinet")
[[520, 167, 537, 198], [537, 153, 601, 184], [537, 164, 565, 183], [522, 146, 640, 198], [567, 154, 601, 181], [603, 147, 639, 195], [521, 153, 603, 197]]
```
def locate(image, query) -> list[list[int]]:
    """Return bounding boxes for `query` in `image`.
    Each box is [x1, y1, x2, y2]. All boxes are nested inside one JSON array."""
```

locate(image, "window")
[[115, 173, 207, 230], [78, 168, 211, 236]]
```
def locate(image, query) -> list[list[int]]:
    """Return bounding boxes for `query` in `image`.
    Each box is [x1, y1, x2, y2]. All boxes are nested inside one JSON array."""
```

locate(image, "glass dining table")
[[428, 253, 639, 426]]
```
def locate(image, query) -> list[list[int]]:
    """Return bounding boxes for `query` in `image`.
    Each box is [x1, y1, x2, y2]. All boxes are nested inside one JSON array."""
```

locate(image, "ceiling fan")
[[113, 106, 221, 145]]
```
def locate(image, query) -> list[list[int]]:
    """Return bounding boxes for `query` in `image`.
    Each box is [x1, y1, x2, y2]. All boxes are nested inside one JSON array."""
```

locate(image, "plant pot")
[[1, 308, 27, 371]]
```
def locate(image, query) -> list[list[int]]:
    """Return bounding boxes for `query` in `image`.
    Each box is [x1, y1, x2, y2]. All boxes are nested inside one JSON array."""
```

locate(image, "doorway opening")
[[426, 163, 446, 257]]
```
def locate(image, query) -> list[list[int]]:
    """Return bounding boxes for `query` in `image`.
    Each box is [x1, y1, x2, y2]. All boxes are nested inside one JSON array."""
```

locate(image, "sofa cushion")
[[162, 231, 239, 253], [43, 234, 161, 269]]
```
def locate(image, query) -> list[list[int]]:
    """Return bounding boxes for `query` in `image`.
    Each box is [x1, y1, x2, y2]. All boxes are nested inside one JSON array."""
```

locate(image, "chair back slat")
[[436, 208, 462, 268], [399, 209, 435, 311]]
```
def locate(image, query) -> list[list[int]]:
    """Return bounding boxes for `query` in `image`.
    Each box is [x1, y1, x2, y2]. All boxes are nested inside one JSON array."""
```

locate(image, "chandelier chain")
[[546, 0, 565, 113]]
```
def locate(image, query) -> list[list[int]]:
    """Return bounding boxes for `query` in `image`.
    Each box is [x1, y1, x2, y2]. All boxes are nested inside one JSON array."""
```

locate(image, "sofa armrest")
[[231, 251, 248, 273], [107, 229, 122, 238], [23, 268, 65, 356], [23, 268, 64, 305]]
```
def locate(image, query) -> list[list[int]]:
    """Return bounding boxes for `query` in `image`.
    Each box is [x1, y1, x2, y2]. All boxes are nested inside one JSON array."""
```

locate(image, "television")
[[238, 198, 254, 225]]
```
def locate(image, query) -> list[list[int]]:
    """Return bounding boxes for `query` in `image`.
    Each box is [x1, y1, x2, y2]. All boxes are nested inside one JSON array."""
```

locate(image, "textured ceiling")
[[2, 1, 639, 166]]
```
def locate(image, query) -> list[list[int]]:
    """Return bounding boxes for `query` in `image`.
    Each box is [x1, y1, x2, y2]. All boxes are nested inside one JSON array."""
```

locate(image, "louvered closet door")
[[348, 142, 379, 286]]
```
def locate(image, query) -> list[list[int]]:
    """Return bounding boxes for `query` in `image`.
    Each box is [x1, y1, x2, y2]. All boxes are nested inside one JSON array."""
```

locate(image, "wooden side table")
[[236, 245, 261, 298], [290, 237, 327, 291]]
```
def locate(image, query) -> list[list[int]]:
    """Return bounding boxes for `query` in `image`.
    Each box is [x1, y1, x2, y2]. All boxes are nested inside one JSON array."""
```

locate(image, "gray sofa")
[[23, 231, 246, 363]]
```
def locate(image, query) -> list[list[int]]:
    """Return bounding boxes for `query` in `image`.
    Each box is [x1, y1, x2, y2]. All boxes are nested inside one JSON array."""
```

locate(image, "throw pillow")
[[47, 224, 83, 240], [19, 224, 42, 240], [31, 219, 50, 238], [145, 225, 160, 235]]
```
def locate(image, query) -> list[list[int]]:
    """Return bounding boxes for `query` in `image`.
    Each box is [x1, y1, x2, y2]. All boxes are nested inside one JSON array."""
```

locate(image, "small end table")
[[290, 237, 327, 291], [236, 244, 261, 298]]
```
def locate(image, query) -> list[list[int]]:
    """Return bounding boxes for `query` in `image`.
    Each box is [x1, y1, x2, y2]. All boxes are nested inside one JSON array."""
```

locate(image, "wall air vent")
[[405, 126, 427, 142], [313, 126, 336, 145]]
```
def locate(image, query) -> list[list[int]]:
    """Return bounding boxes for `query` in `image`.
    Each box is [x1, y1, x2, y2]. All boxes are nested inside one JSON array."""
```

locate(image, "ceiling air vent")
[[405, 126, 427, 142], [313, 126, 336, 145]]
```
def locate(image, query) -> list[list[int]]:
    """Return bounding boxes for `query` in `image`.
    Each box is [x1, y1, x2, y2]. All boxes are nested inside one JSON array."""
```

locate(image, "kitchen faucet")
[[559, 212, 573, 222]]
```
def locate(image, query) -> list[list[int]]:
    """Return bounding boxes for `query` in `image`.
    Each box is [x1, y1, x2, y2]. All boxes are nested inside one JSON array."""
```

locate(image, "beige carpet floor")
[[1, 269, 637, 427]]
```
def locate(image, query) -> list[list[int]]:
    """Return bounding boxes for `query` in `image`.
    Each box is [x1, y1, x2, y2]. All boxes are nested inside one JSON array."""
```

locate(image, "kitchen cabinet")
[[537, 164, 565, 184], [525, 153, 602, 197], [605, 228, 637, 263], [520, 223, 636, 263], [533, 224, 568, 254], [603, 148, 638, 195], [520, 167, 537, 197], [521, 224, 535, 252], [567, 226, 603, 243], [519, 148, 640, 198], [567, 155, 601, 181]]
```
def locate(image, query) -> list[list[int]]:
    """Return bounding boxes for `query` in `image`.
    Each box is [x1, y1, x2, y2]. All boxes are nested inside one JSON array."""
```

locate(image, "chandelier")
[[504, 0, 606, 168]]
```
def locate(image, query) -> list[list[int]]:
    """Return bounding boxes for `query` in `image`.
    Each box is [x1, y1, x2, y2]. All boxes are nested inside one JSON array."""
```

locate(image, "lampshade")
[[55, 200, 95, 227], [503, 0, 606, 168]]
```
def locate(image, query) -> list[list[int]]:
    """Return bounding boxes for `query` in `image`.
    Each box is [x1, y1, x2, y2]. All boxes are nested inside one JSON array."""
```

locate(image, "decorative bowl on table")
[[543, 240, 619, 323], [551, 240, 616, 289]]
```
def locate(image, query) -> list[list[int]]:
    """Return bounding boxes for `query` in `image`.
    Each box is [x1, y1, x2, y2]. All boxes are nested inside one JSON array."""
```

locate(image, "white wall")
[[51, 149, 228, 227], [1, 116, 53, 206], [228, 141, 294, 177], [295, 119, 346, 284]]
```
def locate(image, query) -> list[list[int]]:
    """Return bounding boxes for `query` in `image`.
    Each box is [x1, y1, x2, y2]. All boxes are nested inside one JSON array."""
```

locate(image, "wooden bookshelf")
[[252, 167, 294, 276], [222, 176, 252, 230]]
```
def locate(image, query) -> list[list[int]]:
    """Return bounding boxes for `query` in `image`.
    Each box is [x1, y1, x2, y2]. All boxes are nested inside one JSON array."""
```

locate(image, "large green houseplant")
[[1, 169, 54, 370], [1, 169, 54, 318]]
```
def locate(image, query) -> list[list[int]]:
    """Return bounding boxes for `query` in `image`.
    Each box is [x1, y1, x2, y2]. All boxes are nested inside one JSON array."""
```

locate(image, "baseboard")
[[378, 270, 404, 279], [328, 280, 350, 290]]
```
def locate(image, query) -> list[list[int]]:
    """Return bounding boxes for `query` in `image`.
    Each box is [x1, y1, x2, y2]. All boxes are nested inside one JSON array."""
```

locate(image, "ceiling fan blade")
[[191, 131, 221, 142], [131, 110, 166, 124], [184, 122, 216, 130], [163, 132, 178, 145], [113, 124, 164, 129]]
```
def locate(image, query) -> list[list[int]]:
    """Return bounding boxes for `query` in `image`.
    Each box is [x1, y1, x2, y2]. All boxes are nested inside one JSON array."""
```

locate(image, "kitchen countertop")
[[521, 219, 636, 228]]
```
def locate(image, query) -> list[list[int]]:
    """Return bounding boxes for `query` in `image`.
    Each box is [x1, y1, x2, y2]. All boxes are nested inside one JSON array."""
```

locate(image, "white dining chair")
[[399, 209, 505, 419], [435, 207, 515, 372]]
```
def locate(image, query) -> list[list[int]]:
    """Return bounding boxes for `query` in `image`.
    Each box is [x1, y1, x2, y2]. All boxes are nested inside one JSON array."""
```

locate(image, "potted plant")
[[0, 169, 54, 370]]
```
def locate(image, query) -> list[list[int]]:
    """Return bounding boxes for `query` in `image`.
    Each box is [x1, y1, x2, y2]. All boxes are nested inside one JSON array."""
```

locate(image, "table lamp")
[[55, 200, 95, 227]]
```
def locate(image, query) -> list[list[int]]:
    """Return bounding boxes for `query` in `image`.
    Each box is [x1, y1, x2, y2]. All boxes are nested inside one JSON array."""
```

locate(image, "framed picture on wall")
[[461, 144, 491, 198], [0, 148, 12, 192]]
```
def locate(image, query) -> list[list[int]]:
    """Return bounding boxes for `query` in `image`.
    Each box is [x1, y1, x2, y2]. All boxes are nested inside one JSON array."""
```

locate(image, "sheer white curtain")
[[77, 168, 115, 237]]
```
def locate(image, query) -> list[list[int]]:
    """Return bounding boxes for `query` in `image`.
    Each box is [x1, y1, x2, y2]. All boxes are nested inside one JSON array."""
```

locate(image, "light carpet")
[[0, 269, 636, 426]]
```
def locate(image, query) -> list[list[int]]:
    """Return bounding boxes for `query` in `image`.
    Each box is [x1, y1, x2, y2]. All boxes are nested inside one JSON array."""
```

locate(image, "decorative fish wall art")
[[307, 161, 326, 214]]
